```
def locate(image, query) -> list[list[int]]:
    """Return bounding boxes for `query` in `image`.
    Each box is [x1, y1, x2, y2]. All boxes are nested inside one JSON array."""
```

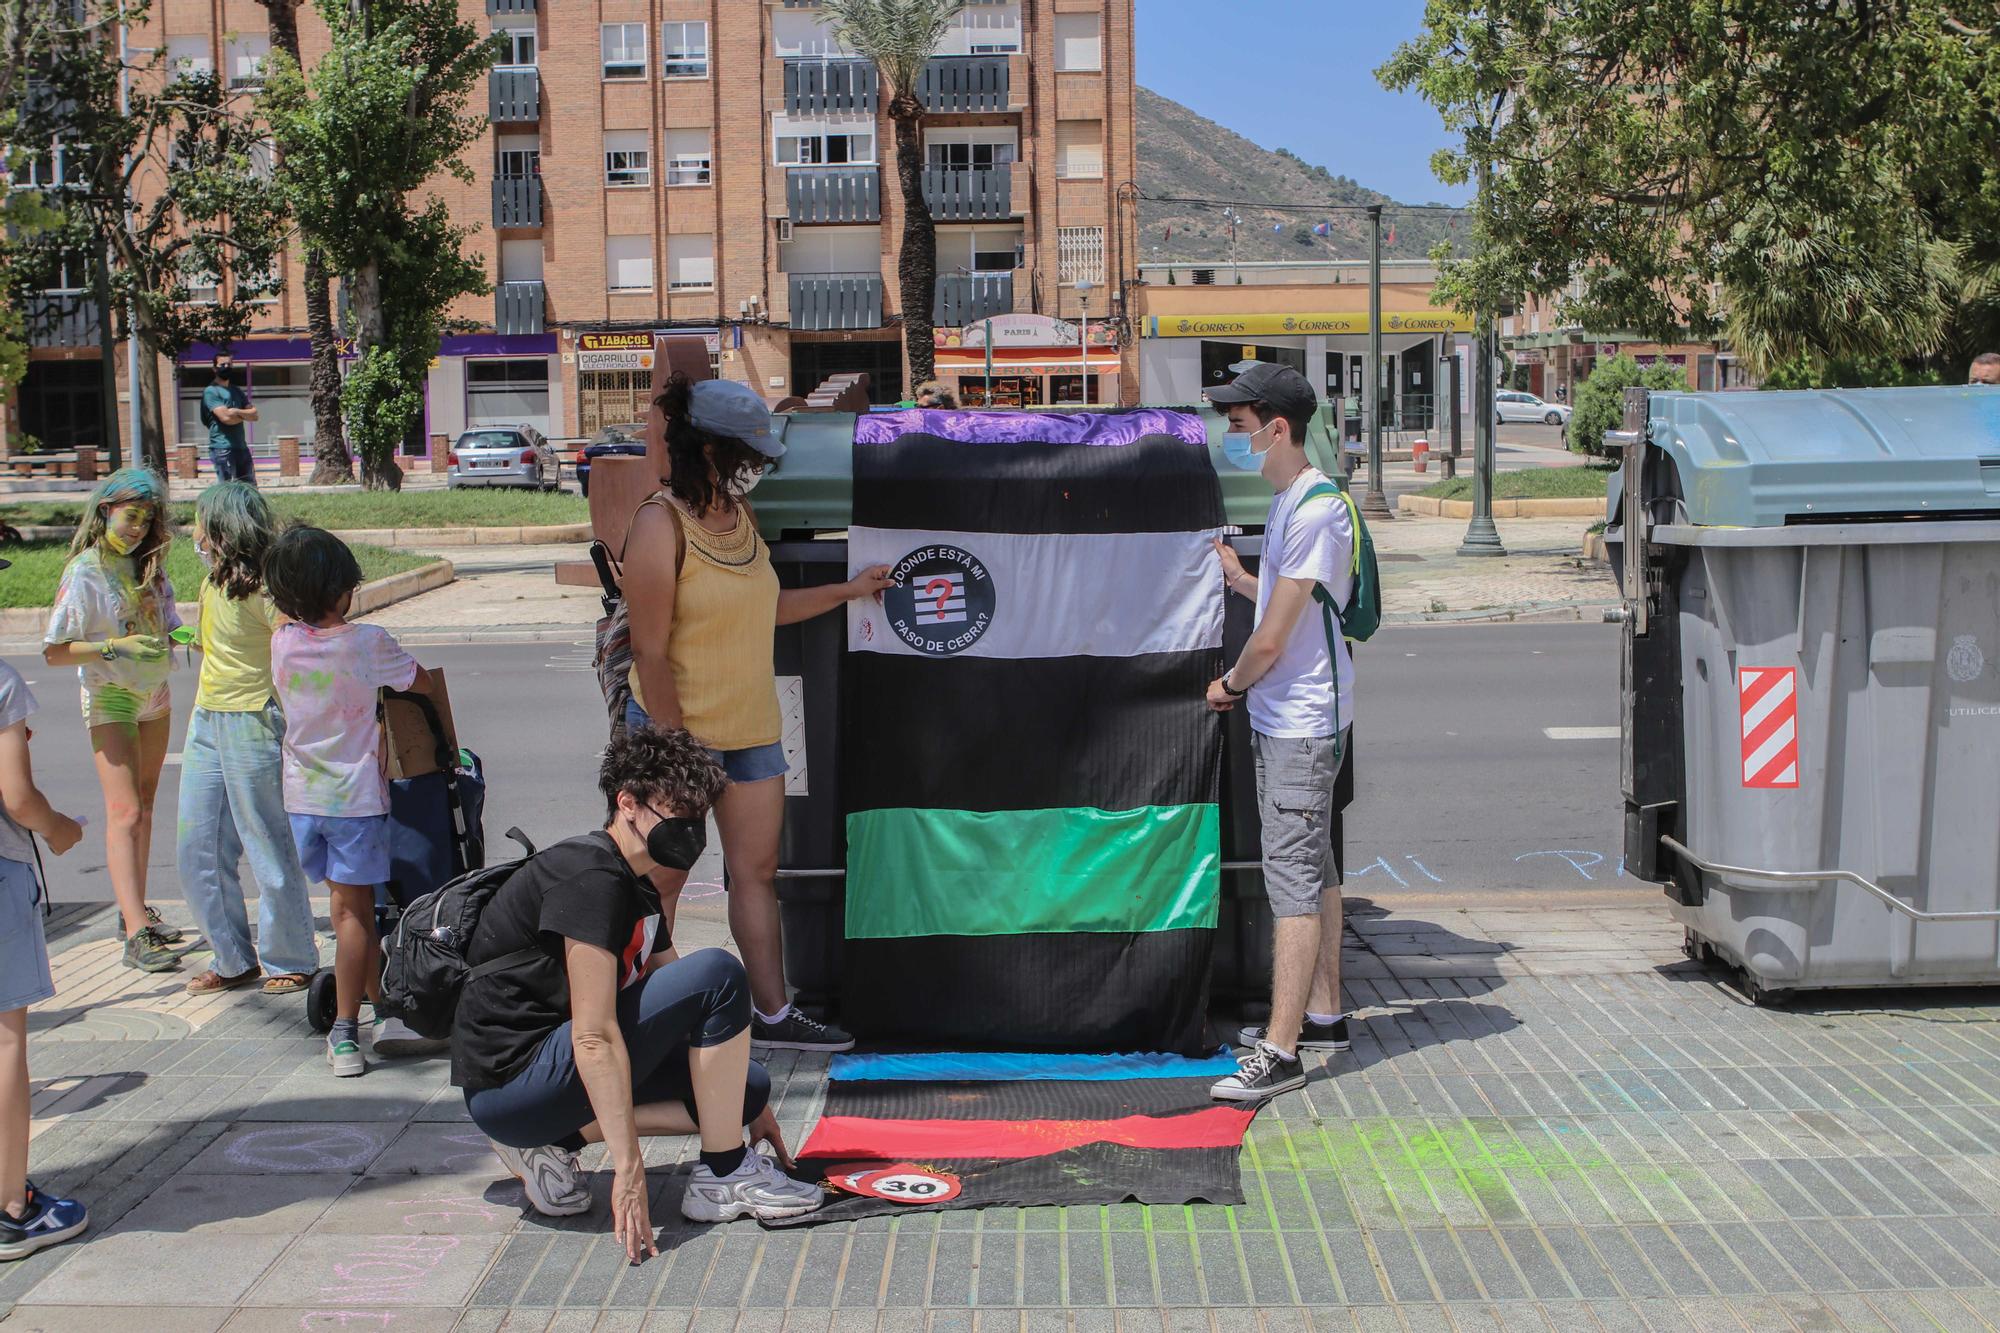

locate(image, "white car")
[[1496, 391, 1571, 426]]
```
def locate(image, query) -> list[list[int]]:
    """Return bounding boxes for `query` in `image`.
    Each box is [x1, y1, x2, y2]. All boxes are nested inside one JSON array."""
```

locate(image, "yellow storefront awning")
[[1146, 311, 1473, 337]]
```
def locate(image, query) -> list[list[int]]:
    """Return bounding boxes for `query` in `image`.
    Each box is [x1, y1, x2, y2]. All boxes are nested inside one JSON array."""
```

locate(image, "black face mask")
[[643, 811, 706, 871]]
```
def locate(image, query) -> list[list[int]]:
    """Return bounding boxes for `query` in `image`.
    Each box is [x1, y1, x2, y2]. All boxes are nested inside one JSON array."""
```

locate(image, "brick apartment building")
[[9, 0, 1138, 462]]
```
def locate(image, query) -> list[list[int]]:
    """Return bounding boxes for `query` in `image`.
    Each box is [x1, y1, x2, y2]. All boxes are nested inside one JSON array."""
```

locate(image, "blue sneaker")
[[0, 1183, 89, 1261]]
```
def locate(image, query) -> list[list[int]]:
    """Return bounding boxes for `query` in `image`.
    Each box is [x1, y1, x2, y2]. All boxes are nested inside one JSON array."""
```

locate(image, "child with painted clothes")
[[41, 468, 186, 974], [175, 482, 320, 998], [0, 567, 91, 1259], [265, 526, 435, 1078]]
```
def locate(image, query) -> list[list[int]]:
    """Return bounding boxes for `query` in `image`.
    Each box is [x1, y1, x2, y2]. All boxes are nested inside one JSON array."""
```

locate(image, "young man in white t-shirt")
[[1202, 362, 1356, 1101]]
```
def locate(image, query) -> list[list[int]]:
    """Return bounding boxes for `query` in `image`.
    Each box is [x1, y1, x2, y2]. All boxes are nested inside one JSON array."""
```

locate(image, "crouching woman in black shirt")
[[453, 726, 823, 1261]]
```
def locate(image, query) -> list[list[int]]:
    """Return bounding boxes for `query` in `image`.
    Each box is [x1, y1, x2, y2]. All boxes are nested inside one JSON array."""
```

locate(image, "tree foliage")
[[7, 0, 286, 469], [261, 0, 495, 489], [1568, 354, 1691, 457], [821, 0, 967, 387], [1379, 3, 2000, 378]]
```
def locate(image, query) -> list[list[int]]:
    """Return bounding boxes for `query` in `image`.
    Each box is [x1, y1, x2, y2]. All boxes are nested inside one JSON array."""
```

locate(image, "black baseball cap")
[[1207, 361, 1317, 419]]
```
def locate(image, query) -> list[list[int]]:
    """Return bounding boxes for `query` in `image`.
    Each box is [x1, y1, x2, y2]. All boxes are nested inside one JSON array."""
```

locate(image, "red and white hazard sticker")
[[826, 1162, 963, 1204], [1739, 666, 1799, 789]]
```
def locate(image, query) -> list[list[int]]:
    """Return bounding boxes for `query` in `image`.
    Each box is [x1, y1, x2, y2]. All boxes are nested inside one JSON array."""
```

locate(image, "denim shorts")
[[0, 856, 54, 1012], [289, 813, 391, 886], [623, 697, 788, 784]]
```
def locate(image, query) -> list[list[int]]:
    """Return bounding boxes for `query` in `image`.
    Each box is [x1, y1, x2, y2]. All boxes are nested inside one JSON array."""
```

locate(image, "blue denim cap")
[[689, 379, 783, 458]]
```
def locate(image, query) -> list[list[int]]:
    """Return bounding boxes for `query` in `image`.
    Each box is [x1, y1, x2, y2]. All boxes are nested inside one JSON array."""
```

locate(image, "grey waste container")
[[1611, 385, 2000, 998]]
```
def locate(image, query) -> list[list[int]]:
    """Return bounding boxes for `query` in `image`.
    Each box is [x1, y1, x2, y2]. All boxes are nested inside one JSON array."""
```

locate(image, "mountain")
[[1135, 85, 1462, 267]]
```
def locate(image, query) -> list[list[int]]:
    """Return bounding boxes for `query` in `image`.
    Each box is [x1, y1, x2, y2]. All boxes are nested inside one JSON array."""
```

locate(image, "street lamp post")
[[1074, 280, 1093, 404], [1457, 150, 1506, 557], [1360, 205, 1394, 521]]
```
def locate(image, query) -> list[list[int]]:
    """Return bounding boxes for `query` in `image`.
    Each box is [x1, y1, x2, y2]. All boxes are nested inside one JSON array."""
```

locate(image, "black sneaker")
[[751, 1009, 855, 1053], [1210, 1040, 1307, 1103], [1238, 1015, 1350, 1052], [111, 905, 184, 945], [121, 926, 181, 973], [0, 1183, 89, 1261]]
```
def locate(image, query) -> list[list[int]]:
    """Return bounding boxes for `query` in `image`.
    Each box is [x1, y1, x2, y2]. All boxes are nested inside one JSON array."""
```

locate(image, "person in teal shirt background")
[[200, 356, 258, 484]]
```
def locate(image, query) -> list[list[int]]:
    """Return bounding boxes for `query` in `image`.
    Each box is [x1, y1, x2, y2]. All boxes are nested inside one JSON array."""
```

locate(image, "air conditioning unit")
[[777, 218, 795, 243]]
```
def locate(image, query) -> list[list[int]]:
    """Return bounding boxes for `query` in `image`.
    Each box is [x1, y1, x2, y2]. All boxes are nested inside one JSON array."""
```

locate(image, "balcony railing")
[[922, 166, 1013, 221], [25, 294, 98, 349], [919, 56, 1008, 113], [489, 66, 539, 123], [934, 272, 1013, 327], [487, 0, 534, 11], [492, 174, 543, 228], [496, 281, 545, 336], [783, 58, 877, 116], [789, 273, 882, 331], [786, 166, 879, 224]]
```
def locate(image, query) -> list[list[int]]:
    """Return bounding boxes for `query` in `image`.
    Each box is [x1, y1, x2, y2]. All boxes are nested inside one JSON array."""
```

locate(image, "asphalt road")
[[20, 622, 1637, 908]]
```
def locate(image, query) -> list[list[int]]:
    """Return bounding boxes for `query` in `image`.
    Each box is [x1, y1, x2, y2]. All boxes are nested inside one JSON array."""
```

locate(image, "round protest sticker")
[[883, 545, 996, 656], [827, 1162, 964, 1204]]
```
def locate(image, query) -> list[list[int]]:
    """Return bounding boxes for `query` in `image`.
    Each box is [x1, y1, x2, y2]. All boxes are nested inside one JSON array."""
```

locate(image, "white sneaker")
[[492, 1141, 591, 1217], [680, 1152, 825, 1223], [372, 1014, 449, 1058], [326, 1033, 366, 1078]]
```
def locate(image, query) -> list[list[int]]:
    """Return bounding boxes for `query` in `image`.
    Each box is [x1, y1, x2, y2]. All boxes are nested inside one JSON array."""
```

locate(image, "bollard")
[[73, 446, 98, 482], [276, 434, 300, 478], [174, 443, 199, 482], [1413, 438, 1430, 474], [428, 432, 450, 475]]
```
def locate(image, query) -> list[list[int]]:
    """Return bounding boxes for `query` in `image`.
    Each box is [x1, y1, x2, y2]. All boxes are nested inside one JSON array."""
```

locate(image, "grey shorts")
[[1253, 729, 1348, 918], [0, 855, 54, 1012]]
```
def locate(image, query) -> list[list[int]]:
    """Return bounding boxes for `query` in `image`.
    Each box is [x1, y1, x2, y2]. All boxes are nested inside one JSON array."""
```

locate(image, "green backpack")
[[1301, 477, 1381, 645]]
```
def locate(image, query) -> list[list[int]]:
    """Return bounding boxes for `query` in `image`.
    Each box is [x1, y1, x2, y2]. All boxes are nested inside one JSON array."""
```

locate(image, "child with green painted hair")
[[175, 482, 320, 998], [266, 526, 434, 1077], [41, 468, 186, 974]]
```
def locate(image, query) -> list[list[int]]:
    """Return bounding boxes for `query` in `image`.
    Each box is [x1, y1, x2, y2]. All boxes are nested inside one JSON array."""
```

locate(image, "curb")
[[1397, 495, 1607, 519], [1581, 531, 1609, 563], [0, 557, 455, 638], [1385, 598, 1622, 626], [3, 523, 589, 546]]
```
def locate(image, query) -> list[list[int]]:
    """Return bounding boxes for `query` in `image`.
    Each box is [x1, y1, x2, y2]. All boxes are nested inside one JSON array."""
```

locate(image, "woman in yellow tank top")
[[622, 377, 889, 1053]]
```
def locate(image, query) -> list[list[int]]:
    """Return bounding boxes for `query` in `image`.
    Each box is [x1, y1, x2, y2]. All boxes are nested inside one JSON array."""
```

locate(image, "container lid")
[[1650, 387, 2000, 527], [749, 407, 1348, 538]]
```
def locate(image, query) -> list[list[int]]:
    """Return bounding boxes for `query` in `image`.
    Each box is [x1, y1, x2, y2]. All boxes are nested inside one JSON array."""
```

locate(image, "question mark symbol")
[[925, 576, 953, 617]]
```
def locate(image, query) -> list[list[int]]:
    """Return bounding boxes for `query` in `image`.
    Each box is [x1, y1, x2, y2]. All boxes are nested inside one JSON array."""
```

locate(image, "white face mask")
[[730, 467, 765, 496], [194, 541, 214, 571]]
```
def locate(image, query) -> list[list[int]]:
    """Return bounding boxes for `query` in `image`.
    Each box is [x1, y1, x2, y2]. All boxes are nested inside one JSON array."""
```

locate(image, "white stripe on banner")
[[847, 526, 1225, 660]]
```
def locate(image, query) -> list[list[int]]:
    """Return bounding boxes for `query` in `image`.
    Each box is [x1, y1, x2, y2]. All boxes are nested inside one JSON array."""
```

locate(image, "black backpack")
[[377, 829, 541, 1039]]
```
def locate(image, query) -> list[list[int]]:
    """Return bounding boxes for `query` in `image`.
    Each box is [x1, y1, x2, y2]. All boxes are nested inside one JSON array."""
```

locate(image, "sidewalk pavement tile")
[[240, 1231, 507, 1307], [0, 1308, 235, 1332], [218, 1311, 464, 1333], [105, 1170, 353, 1236], [182, 1121, 399, 1175], [17, 1230, 292, 1305]]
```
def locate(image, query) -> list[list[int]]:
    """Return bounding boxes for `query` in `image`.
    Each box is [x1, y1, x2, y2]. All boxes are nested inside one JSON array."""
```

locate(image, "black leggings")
[[466, 947, 770, 1152]]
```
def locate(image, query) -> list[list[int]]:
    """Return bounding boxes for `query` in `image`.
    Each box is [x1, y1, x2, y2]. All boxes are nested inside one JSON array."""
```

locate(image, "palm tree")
[[257, 0, 353, 482], [820, 0, 965, 387]]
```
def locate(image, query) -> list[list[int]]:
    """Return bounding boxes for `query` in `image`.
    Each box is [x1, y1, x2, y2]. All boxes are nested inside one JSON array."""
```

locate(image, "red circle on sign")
[[827, 1162, 963, 1204]]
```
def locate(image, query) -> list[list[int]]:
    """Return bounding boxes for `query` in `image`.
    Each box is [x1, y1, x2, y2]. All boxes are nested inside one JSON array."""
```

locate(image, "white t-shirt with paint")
[[1247, 468, 1356, 740], [272, 621, 421, 818]]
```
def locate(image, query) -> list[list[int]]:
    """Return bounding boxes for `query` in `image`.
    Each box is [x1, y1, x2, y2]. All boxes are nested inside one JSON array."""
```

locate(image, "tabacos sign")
[[577, 332, 655, 372]]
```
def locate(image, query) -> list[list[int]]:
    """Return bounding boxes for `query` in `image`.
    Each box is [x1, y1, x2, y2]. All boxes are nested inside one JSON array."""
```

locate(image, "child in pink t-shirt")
[[265, 527, 434, 1078]]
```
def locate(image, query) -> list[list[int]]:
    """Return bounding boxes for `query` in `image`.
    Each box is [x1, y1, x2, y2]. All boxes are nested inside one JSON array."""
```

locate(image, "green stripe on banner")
[[845, 805, 1220, 940]]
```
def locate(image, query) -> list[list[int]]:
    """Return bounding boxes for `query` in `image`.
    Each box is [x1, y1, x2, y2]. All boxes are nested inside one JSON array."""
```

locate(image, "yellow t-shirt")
[[195, 579, 279, 712]]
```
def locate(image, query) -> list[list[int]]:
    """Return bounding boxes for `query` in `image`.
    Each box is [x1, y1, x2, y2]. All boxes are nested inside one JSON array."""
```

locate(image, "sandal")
[[262, 973, 311, 995], [186, 967, 260, 996]]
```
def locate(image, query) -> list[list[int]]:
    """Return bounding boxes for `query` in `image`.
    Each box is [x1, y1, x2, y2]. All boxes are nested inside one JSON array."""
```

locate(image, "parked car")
[[447, 426, 560, 490], [1496, 391, 1571, 426], [576, 424, 645, 498]]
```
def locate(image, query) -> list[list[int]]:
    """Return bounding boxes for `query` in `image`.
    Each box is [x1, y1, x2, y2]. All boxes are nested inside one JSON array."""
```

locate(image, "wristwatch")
[[1220, 672, 1248, 698], [98, 642, 117, 662]]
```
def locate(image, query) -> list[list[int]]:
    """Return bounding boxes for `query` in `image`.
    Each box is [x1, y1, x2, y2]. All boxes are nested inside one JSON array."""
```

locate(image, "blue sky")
[[1135, 0, 1471, 206]]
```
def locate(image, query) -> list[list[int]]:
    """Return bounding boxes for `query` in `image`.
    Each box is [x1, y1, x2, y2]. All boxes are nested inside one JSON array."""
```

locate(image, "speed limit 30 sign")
[[826, 1162, 964, 1205]]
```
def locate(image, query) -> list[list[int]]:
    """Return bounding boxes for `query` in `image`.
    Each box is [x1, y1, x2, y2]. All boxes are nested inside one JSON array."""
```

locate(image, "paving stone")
[[108, 1170, 352, 1236], [20, 1231, 292, 1306], [240, 1232, 506, 1307], [0, 1306, 234, 1331]]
